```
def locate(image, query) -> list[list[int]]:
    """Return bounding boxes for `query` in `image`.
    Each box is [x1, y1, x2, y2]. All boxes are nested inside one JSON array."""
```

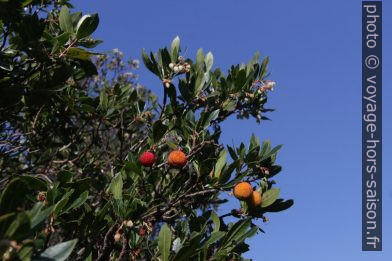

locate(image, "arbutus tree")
[[0, 1, 293, 260]]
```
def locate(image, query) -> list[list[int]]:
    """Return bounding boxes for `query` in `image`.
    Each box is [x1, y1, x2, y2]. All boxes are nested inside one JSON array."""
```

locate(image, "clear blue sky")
[[76, 0, 391, 260]]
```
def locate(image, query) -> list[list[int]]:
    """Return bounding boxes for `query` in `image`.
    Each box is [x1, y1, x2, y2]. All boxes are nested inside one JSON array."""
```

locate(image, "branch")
[[97, 224, 116, 261]]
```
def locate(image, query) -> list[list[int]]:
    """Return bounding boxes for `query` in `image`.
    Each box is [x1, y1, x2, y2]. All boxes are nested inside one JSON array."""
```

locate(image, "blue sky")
[[76, 0, 391, 260]]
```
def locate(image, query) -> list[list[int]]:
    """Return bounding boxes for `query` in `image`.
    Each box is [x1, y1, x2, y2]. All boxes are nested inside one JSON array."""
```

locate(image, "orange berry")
[[167, 150, 187, 167], [247, 191, 262, 207], [233, 182, 253, 200]]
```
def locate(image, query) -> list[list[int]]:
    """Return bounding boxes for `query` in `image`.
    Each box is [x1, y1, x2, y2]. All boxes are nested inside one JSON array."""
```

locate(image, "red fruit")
[[139, 227, 146, 237], [139, 151, 156, 166]]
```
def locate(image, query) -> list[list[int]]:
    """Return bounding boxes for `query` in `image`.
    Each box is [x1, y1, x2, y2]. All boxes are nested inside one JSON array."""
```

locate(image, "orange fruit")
[[233, 182, 253, 200], [168, 150, 187, 167], [247, 191, 262, 207]]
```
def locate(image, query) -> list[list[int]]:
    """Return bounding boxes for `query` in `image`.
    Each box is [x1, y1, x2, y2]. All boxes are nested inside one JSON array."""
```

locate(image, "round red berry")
[[139, 151, 156, 166]]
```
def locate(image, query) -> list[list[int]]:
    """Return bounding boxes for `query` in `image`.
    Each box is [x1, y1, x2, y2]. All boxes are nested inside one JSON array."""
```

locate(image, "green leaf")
[[36, 239, 78, 261], [219, 159, 239, 185], [205, 52, 213, 72], [261, 144, 283, 161], [112, 199, 125, 219], [221, 171, 248, 189], [211, 211, 220, 233], [30, 205, 55, 229], [196, 48, 204, 69], [84, 252, 92, 261], [247, 51, 260, 76], [5, 213, 30, 239], [18, 244, 34, 261], [78, 38, 103, 48], [194, 72, 208, 95], [66, 47, 98, 60], [170, 36, 180, 62], [152, 120, 168, 143], [158, 223, 172, 261], [57, 170, 73, 184], [213, 150, 227, 179], [249, 133, 259, 152], [59, 6, 73, 33], [263, 199, 294, 212], [53, 190, 73, 215], [227, 146, 238, 160], [222, 99, 237, 112], [203, 109, 220, 130], [99, 89, 108, 110], [221, 218, 251, 247], [261, 188, 280, 208], [173, 232, 202, 261], [259, 56, 269, 79], [226, 225, 258, 252], [141, 49, 159, 77], [64, 191, 89, 212], [0, 178, 30, 213], [19, 176, 47, 191], [260, 140, 271, 156], [52, 32, 71, 54], [75, 14, 99, 39], [204, 231, 225, 247], [108, 173, 123, 200]]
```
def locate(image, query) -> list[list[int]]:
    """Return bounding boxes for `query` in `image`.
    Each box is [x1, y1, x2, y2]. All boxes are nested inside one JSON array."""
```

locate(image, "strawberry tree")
[[0, 1, 293, 260]]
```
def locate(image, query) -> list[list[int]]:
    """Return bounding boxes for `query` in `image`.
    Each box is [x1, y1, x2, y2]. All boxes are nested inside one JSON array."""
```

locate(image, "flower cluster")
[[169, 56, 191, 74]]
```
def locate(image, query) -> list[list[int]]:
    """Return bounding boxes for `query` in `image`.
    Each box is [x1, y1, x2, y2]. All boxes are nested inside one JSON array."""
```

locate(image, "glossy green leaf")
[[211, 211, 220, 233], [213, 150, 227, 179], [66, 47, 98, 60], [196, 48, 204, 69], [152, 120, 168, 143], [75, 14, 99, 39], [65, 191, 89, 212], [204, 231, 225, 246], [59, 6, 73, 33], [158, 223, 172, 261], [36, 239, 78, 261], [203, 109, 220, 130], [30, 205, 55, 228], [170, 36, 180, 62], [261, 188, 280, 208], [205, 52, 213, 72], [108, 172, 123, 200]]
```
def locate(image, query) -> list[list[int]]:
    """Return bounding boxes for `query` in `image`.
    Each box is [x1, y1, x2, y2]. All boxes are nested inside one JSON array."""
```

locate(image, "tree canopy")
[[0, 1, 293, 260]]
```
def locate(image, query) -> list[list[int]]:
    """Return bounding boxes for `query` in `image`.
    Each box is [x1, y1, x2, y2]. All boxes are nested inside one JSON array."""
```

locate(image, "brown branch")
[[118, 236, 128, 260], [97, 224, 116, 261]]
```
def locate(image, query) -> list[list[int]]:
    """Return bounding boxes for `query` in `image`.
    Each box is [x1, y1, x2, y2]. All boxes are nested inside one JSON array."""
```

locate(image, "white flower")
[[169, 63, 175, 69], [263, 80, 276, 90], [172, 238, 183, 254]]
